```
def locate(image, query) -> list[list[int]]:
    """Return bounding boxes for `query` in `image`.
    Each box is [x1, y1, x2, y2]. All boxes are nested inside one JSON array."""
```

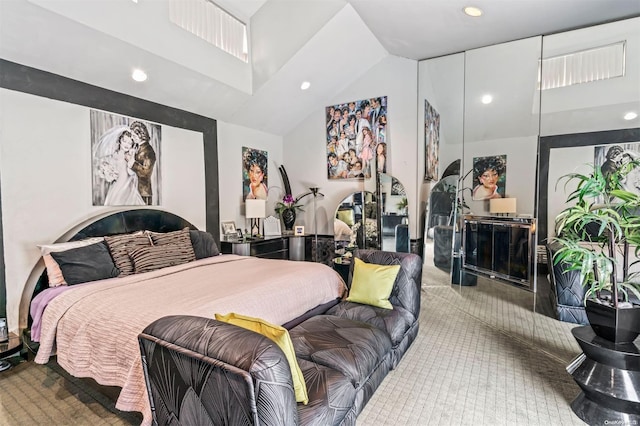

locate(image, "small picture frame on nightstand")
[[221, 221, 237, 237], [294, 225, 305, 236], [236, 229, 243, 239]]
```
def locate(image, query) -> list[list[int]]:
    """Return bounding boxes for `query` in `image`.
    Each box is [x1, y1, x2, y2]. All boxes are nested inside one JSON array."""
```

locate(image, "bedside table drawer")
[[250, 238, 288, 257]]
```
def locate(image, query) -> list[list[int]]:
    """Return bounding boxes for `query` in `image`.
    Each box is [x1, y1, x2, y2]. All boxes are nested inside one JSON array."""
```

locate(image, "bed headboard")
[[28, 209, 197, 324]]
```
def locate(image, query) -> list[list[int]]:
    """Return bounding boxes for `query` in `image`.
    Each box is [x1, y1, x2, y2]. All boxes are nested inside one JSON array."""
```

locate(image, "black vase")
[[281, 208, 296, 231], [585, 299, 640, 344]]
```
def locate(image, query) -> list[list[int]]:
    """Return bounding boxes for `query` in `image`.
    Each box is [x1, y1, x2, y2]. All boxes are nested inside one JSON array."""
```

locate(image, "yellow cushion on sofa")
[[214, 312, 308, 405], [346, 258, 400, 310]]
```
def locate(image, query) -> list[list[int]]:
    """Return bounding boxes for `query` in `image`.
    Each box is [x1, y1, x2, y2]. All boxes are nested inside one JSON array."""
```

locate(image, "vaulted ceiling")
[[1, 0, 639, 136]]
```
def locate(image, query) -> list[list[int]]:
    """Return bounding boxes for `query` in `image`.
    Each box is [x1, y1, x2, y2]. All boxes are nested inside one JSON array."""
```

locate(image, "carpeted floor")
[[0, 250, 586, 425]]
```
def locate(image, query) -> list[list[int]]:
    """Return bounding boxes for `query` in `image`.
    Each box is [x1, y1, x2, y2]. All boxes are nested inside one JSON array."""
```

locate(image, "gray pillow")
[[49, 241, 119, 285], [189, 230, 220, 259]]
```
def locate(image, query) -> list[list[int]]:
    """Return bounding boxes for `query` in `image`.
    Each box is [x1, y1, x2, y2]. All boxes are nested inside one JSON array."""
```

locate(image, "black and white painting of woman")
[[91, 110, 161, 206], [595, 142, 640, 197]]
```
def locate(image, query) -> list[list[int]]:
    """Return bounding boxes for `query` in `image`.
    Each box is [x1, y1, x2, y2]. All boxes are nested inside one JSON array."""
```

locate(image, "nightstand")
[[221, 236, 289, 259], [332, 256, 351, 283]]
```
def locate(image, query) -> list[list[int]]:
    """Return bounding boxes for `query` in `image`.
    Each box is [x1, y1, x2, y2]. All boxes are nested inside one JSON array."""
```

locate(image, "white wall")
[[0, 89, 278, 333], [462, 135, 538, 216], [282, 55, 419, 237], [216, 121, 283, 233]]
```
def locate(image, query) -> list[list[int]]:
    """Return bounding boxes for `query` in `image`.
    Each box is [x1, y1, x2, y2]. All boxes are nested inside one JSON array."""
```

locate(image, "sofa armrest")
[[139, 315, 298, 425], [354, 250, 423, 319]]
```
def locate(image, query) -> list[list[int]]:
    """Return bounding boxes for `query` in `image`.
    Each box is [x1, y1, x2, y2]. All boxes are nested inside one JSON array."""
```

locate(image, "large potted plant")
[[553, 158, 640, 343]]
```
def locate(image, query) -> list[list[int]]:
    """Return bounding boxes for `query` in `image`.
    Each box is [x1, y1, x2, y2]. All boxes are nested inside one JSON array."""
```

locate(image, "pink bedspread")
[[34, 254, 345, 425]]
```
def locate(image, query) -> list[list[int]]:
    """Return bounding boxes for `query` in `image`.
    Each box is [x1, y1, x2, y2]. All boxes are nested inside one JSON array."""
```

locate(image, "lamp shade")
[[245, 199, 266, 219], [490, 198, 517, 214]]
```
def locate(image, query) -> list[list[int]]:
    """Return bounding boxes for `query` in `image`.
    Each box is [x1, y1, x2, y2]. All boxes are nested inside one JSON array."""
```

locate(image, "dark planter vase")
[[585, 299, 640, 344], [281, 208, 296, 231]]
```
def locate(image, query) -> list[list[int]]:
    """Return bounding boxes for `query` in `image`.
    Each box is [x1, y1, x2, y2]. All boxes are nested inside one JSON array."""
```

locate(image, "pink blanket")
[[34, 254, 345, 425]]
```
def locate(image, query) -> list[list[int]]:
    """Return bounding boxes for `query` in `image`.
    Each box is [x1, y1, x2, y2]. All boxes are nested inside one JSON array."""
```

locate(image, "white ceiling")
[[1, 0, 639, 136]]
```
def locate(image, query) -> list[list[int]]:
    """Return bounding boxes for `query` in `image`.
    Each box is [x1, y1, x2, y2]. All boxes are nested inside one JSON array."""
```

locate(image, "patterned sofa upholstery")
[[138, 250, 422, 425]]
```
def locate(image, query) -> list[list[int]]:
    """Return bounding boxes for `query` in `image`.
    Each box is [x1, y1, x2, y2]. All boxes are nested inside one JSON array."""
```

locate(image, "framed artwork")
[[91, 110, 161, 206], [594, 142, 640, 199], [472, 155, 507, 201], [242, 147, 268, 200], [294, 226, 305, 236], [221, 221, 237, 236], [424, 99, 440, 181], [236, 229, 244, 239], [325, 96, 387, 180]]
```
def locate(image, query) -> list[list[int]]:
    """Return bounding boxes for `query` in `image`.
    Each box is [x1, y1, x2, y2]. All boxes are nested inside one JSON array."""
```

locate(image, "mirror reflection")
[[378, 173, 409, 252], [425, 161, 459, 272], [334, 191, 378, 256], [333, 173, 411, 257]]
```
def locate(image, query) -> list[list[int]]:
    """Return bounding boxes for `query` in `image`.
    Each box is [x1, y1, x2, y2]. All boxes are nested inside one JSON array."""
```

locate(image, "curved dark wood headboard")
[[29, 209, 197, 325]]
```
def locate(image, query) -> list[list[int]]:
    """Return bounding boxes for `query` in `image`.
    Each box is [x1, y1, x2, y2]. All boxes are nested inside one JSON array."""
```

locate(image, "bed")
[[28, 209, 346, 425]]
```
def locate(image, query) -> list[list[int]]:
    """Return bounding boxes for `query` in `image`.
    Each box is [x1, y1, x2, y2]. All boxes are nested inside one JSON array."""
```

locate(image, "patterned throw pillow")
[[129, 243, 196, 274], [146, 228, 196, 262], [104, 232, 152, 276]]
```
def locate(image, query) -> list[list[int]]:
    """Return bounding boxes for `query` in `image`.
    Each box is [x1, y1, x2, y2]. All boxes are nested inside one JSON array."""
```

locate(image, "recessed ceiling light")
[[132, 69, 147, 82], [624, 111, 638, 120], [481, 94, 493, 104], [463, 6, 483, 17], [300, 81, 311, 90], [131, 0, 138, 3]]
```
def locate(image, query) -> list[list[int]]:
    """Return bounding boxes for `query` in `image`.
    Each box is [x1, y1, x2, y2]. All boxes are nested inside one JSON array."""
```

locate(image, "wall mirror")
[[418, 52, 465, 286], [334, 190, 378, 255], [419, 37, 543, 322], [377, 173, 409, 252], [417, 17, 638, 323], [537, 18, 640, 325]]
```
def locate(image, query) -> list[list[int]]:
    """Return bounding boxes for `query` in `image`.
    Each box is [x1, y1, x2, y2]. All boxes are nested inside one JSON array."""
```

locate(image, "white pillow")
[[38, 237, 105, 255], [334, 218, 353, 241]]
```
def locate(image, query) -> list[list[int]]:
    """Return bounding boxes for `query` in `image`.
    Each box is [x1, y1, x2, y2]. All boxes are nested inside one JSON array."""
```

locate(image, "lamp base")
[[250, 219, 260, 237]]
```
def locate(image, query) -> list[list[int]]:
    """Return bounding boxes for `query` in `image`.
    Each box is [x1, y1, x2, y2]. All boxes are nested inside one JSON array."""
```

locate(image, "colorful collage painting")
[[325, 96, 387, 179]]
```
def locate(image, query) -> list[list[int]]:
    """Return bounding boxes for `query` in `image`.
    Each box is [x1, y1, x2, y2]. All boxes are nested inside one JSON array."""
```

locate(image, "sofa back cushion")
[[139, 315, 298, 426], [352, 250, 422, 319]]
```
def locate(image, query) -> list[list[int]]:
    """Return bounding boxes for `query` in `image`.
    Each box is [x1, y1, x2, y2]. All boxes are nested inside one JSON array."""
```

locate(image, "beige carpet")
[[0, 252, 585, 425]]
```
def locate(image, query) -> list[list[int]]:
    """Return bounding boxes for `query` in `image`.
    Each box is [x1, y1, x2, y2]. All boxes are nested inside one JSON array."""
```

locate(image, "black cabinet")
[[463, 215, 535, 289], [221, 236, 289, 259]]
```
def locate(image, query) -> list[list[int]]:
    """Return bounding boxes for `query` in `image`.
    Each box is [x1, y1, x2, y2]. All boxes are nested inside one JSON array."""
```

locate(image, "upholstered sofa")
[[138, 250, 422, 425]]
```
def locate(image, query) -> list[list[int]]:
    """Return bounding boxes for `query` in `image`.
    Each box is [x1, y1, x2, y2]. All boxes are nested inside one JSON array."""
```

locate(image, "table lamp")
[[245, 199, 266, 237], [490, 198, 517, 216]]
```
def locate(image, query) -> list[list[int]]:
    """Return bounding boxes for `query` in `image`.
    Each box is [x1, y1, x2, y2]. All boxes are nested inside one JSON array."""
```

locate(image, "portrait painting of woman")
[[472, 155, 507, 201], [242, 147, 268, 200]]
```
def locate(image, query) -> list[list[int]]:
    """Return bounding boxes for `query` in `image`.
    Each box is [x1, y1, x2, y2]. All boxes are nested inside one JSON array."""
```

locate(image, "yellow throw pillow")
[[346, 257, 400, 310], [214, 312, 308, 405]]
